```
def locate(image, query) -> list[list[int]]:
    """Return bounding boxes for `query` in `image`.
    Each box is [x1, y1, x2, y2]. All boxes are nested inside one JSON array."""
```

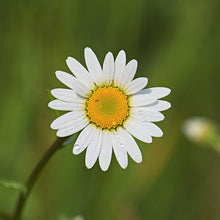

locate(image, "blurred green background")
[[0, 0, 220, 219]]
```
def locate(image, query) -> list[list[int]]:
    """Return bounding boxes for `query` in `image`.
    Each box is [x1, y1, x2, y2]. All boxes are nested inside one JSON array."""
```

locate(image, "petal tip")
[[133, 59, 138, 64], [55, 70, 59, 77], [100, 166, 108, 172], [55, 70, 63, 79], [147, 138, 153, 143], [118, 50, 126, 58], [135, 157, 142, 163], [121, 165, 127, 169], [158, 131, 164, 137], [106, 51, 114, 58], [66, 57, 71, 63], [138, 158, 143, 163], [72, 148, 78, 155], [50, 122, 56, 130], [48, 101, 53, 109], [167, 88, 171, 95], [85, 163, 93, 169], [56, 130, 63, 137], [142, 77, 148, 86], [84, 47, 92, 53], [50, 89, 56, 97]]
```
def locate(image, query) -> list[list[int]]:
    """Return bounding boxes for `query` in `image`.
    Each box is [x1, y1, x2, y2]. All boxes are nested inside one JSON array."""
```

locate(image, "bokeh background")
[[0, 0, 220, 219]]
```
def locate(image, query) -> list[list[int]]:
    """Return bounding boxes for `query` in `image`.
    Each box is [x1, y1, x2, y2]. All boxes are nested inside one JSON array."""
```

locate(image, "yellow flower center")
[[86, 87, 129, 129]]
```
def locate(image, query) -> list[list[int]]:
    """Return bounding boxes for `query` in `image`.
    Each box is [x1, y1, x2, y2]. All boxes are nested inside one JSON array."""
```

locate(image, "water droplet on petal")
[[114, 131, 119, 137], [120, 143, 124, 148], [74, 144, 80, 151], [139, 110, 144, 115]]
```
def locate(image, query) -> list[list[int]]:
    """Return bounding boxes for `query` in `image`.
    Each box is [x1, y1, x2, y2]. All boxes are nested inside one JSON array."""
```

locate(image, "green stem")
[[13, 137, 68, 220]]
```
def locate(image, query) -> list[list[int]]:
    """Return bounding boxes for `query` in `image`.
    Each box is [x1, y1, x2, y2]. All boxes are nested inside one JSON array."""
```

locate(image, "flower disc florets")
[[86, 87, 129, 129]]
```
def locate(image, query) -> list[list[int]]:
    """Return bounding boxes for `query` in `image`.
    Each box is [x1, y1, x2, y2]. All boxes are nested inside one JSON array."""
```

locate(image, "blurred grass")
[[0, 0, 220, 219]]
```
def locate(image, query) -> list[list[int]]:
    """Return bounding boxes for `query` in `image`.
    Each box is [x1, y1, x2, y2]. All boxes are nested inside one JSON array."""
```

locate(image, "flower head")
[[183, 117, 216, 143], [49, 48, 171, 171]]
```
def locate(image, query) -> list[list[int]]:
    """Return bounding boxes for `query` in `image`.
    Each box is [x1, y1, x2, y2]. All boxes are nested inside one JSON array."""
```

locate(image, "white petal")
[[136, 87, 171, 99], [130, 108, 165, 122], [119, 59, 138, 87], [99, 131, 112, 171], [134, 100, 171, 112], [84, 47, 103, 85], [55, 71, 75, 89], [66, 56, 95, 88], [114, 50, 126, 85], [51, 89, 84, 103], [85, 128, 103, 169], [124, 117, 152, 143], [103, 52, 114, 86], [48, 100, 84, 111], [56, 117, 89, 137], [125, 77, 148, 95], [143, 122, 163, 137], [130, 94, 157, 107], [117, 127, 142, 163], [71, 77, 91, 97], [50, 111, 85, 129], [125, 117, 163, 137], [112, 131, 128, 169], [126, 117, 163, 137], [73, 124, 96, 155]]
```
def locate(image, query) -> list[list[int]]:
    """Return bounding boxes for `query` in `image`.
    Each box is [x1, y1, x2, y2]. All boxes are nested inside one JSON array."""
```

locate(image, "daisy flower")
[[49, 48, 171, 171]]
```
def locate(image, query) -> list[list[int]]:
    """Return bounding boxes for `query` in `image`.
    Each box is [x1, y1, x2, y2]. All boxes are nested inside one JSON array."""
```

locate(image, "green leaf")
[[0, 180, 25, 191]]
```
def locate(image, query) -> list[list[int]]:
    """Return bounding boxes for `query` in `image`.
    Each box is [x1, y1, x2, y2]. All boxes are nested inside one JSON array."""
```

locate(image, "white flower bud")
[[183, 117, 216, 143]]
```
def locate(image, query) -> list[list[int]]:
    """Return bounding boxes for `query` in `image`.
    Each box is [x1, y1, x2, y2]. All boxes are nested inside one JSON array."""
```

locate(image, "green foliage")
[[0, 180, 25, 192]]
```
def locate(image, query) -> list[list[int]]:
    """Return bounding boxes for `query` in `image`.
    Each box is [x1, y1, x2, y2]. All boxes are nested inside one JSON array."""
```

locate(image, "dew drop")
[[74, 144, 80, 151], [120, 143, 125, 148], [114, 131, 119, 137], [139, 110, 144, 115]]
